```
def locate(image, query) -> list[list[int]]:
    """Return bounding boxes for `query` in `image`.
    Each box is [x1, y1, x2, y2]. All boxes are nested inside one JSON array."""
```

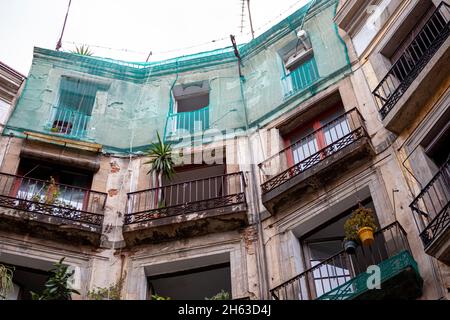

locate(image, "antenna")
[[56, 0, 72, 51], [247, 0, 255, 40], [239, 0, 255, 40], [239, 0, 246, 34]]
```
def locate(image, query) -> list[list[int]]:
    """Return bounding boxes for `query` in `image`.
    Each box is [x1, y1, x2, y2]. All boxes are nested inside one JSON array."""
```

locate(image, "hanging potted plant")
[[343, 220, 359, 254], [344, 205, 378, 247]]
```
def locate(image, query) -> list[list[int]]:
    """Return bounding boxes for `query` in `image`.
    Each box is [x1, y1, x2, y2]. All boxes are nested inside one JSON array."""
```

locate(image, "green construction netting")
[[5, 0, 350, 155]]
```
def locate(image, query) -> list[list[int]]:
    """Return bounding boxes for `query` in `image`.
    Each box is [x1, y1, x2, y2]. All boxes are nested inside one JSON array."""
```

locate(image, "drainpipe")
[[231, 45, 270, 299]]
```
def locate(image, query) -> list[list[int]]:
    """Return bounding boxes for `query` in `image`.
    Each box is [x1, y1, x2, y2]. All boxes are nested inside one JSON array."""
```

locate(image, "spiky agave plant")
[[144, 132, 175, 207], [71, 44, 94, 56]]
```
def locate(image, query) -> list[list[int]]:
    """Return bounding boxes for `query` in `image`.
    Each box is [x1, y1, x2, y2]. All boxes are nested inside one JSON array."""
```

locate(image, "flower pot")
[[343, 240, 358, 254], [358, 227, 374, 246]]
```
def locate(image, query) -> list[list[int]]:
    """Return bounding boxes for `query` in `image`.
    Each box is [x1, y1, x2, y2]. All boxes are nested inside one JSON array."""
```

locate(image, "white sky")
[[0, 0, 309, 75]]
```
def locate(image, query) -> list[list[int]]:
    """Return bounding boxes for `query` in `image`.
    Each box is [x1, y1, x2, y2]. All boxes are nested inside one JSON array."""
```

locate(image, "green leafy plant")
[[87, 283, 121, 300], [31, 258, 79, 300], [71, 44, 94, 56], [205, 290, 230, 300], [151, 294, 171, 300], [87, 272, 126, 300], [0, 264, 14, 300], [344, 205, 378, 241]]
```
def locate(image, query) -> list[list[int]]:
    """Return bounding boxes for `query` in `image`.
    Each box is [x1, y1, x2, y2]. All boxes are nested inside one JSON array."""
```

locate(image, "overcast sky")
[[0, 0, 310, 75]]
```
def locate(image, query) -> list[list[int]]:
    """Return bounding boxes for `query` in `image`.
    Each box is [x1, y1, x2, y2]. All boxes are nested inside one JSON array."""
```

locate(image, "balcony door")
[[13, 158, 93, 212], [305, 239, 353, 298], [51, 77, 104, 137], [300, 200, 379, 299], [285, 105, 349, 171], [159, 164, 226, 209]]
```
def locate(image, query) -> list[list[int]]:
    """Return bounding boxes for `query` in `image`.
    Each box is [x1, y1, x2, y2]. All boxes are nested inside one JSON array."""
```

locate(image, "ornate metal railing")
[[46, 106, 91, 139], [0, 172, 106, 227], [373, 2, 450, 119], [259, 108, 367, 194], [410, 158, 449, 248], [164, 105, 210, 139], [125, 172, 246, 225], [270, 222, 411, 300], [281, 56, 320, 98]]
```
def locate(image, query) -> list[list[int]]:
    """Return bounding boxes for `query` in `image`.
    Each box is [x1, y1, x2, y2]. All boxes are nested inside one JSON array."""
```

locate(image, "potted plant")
[[344, 205, 378, 247], [343, 221, 359, 254]]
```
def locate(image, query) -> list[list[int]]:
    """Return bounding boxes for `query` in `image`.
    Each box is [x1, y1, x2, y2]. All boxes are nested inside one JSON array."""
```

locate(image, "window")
[[51, 77, 106, 137], [147, 263, 231, 300], [0, 263, 51, 300], [284, 104, 351, 171], [168, 81, 210, 135], [279, 31, 319, 96]]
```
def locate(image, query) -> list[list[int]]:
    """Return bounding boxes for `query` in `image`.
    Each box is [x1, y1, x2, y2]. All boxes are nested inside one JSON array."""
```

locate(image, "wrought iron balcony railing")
[[410, 158, 449, 248], [281, 56, 320, 98], [372, 2, 450, 120], [125, 172, 246, 225], [164, 105, 210, 139], [46, 106, 91, 139], [0, 172, 106, 228], [259, 108, 367, 194], [270, 222, 413, 300]]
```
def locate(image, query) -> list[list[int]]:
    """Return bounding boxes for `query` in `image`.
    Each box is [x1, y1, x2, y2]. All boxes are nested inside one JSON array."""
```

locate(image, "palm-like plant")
[[144, 132, 175, 206], [145, 131, 175, 181], [71, 44, 94, 56]]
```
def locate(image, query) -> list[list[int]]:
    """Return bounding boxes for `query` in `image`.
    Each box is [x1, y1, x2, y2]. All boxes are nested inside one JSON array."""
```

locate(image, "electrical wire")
[[60, 1, 310, 62]]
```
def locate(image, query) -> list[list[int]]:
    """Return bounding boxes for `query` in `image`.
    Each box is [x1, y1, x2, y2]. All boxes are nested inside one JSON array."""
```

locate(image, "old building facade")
[[0, 0, 448, 300]]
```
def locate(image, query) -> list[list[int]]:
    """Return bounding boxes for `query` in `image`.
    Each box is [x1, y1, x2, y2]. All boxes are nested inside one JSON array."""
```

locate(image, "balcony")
[[372, 2, 450, 134], [123, 172, 248, 246], [45, 106, 91, 140], [164, 106, 209, 141], [259, 108, 373, 214], [270, 222, 423, 300], [281, 57, 320, 98], [410, 159, 450, 264], [0, 172, 106, 246]]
